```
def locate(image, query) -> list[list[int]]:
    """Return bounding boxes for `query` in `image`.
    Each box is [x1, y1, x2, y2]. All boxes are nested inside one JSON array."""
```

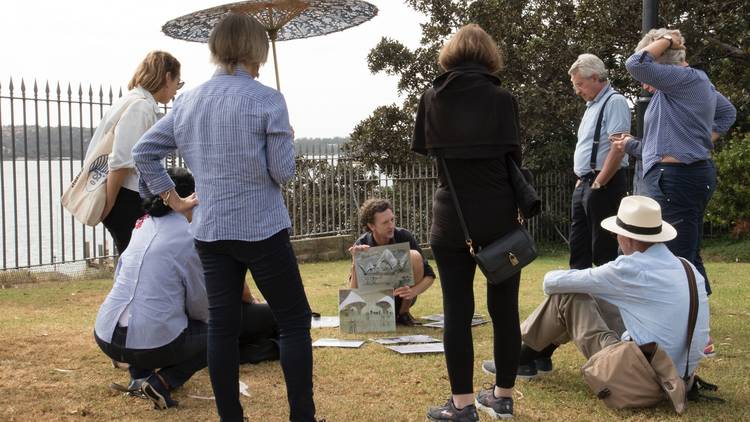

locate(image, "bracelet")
[[161, 190, 171, 206]]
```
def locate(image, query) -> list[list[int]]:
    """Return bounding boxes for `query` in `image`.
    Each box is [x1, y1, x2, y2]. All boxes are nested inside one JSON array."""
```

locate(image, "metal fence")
[[0, 76, 584, 278]]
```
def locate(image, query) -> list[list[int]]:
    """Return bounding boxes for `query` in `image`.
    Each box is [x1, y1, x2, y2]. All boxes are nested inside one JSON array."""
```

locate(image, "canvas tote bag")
[[61, 99, 138, 226]]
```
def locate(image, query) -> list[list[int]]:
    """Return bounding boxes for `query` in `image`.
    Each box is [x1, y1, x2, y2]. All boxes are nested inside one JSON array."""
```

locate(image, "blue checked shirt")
[[626, 51, 736, 176], [133, 67, 295, 242]]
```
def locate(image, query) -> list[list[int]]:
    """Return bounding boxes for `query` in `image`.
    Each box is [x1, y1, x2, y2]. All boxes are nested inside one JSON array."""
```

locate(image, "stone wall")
[[290, 234, 433, 262], [291, 235, 356, 263]]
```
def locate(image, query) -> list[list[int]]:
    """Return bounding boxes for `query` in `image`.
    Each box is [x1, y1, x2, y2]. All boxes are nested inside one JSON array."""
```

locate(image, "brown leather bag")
[[580, 258, 699, 413]]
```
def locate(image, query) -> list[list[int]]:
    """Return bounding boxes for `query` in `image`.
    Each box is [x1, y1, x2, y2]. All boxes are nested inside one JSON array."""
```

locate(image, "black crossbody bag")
[[439, 156, 537, 284]]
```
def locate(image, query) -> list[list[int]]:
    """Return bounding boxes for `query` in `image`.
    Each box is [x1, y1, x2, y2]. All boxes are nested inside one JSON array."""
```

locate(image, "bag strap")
[[678, 257, 699, 383], [438, 156, 475, 255], [590, 93, 615, 171]]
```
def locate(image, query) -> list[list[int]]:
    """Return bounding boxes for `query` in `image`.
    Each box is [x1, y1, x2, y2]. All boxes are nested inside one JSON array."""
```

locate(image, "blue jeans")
[[642, 161, 717, 294], [196, 230, 315, 422], [95, 319, 208, 389]]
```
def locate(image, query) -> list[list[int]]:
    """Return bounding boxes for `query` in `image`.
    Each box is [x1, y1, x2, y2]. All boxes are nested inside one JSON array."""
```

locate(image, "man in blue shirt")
[[625, 28, 736, 298], [349, 198, 435, 326], [512, 196, 709, 385], [567, 54, 631, 271]]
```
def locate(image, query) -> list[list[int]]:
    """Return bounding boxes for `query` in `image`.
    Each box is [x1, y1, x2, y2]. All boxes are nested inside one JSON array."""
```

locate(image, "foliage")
[[353, 0, 749, 171], [342, 104, 429, 172], [707, 133, 750, 237]]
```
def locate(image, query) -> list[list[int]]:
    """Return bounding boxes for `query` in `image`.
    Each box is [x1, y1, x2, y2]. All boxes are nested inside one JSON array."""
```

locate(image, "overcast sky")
[[0, 1, 426, 138]]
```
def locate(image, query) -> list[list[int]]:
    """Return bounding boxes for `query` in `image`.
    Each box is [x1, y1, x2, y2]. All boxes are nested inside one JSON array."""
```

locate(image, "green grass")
[[0, 256, 748, 421]]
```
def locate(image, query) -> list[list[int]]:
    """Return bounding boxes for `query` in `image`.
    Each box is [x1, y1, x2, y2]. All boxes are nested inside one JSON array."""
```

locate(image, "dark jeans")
[[195, 230, 315, 422], [431, 244, 521, 392], [642, 161, 717, 294], [102, 187, 144, 254], [569, 169, 627, 269], [95, 319, 208, 390]]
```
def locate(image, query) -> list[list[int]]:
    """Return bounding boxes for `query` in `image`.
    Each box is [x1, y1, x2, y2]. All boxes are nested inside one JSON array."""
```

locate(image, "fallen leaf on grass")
[[188, 395, 215, 401], [239, 380, 250, 397]]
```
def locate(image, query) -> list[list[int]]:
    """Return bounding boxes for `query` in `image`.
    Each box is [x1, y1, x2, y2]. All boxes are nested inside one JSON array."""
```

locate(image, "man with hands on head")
[[349, 198, 435, 326]]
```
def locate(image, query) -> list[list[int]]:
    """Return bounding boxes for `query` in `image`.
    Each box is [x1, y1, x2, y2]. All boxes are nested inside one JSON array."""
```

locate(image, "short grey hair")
[[636, 28, 686, 65], [568, 54, 608, 81]]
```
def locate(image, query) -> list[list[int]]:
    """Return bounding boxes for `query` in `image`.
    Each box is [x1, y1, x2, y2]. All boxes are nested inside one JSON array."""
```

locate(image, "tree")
[[354, 0, 748, 171]]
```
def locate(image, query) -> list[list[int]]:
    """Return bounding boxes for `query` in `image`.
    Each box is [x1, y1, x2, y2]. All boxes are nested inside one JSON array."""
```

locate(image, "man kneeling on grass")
[[94, 168, 279, 410], [482, 196, 709, 396], [349, 198, 435, 326]]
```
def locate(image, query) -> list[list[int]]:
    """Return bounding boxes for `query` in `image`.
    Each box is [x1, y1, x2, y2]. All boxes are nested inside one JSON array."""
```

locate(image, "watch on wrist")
[[591, 181, 602, 189], [659, 34, 673, 48]]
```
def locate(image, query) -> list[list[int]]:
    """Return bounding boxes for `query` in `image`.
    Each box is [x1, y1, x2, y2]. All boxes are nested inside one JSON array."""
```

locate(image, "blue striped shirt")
[[95, 212, 208, 349], [626, 51, 737, 175], [132, 67, 295, 242]]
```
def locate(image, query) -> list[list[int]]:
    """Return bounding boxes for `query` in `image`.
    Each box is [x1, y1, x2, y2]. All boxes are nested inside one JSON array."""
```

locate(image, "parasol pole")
[[269, 29, 281, 91]]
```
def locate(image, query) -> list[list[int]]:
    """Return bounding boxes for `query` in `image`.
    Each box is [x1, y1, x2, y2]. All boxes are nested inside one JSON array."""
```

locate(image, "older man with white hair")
[[624, 28, 736, 301], [567, 54, 631, 271]]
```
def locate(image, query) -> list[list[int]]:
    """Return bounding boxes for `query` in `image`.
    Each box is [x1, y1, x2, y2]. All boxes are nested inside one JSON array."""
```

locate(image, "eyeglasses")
[[176, 80, 185, 90]]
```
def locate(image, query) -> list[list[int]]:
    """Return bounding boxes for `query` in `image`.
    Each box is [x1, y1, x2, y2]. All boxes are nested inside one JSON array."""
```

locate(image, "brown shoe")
[[396, 312, 416, 326]]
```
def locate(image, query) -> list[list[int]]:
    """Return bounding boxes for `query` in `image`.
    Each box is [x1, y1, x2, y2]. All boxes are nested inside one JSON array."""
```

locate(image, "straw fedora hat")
[[601, 196, 676, 243]]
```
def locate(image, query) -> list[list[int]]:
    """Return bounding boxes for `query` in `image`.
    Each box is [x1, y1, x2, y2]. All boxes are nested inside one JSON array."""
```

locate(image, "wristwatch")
[[659, 34, 673, 48], [591, 181, 602, 190]]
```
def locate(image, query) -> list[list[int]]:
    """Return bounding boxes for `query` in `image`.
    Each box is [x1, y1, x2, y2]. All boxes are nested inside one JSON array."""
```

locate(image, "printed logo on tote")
[[86, 154, 109, 192]]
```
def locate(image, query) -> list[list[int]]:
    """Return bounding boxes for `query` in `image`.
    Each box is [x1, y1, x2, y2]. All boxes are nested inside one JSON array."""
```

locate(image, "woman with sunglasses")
[[84, 50, 183, 254]]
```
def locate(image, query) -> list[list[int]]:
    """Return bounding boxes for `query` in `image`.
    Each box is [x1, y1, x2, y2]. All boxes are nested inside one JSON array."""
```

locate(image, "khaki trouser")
[[521, 293, 620, 359]]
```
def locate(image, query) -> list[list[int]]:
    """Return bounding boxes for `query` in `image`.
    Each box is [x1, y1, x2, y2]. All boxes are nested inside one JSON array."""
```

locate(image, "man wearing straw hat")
[[505, 196, 710, 386]]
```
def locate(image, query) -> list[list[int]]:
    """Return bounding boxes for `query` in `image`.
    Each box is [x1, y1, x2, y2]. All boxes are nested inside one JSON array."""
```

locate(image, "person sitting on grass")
[[482, 196, 709, 395], [94, 167, 279, 410], [349, 198, 435, 326]]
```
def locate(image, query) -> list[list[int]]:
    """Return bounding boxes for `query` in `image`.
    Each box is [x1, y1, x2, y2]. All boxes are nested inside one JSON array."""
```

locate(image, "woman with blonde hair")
[[84, 50, 183, 254], [413, 24, 523, 421], [133, 13, 320, 422]]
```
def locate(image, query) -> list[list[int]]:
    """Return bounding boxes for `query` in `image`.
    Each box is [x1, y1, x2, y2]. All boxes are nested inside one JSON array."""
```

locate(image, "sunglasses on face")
[[176, 80, 185, 90]]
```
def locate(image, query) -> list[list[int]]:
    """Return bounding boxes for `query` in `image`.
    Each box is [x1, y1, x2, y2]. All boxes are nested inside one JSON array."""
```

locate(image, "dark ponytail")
[[142, 167, 195, 217]]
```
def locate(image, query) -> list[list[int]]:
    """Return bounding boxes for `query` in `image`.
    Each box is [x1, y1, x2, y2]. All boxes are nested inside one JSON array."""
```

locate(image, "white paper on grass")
[[386, 343, 445, 354], [420, 313, 484, 322], [372, 335, 441, 345], [312, 338, 366, 348], [422, 318, 489, 328], [311, 316, 340, 328]]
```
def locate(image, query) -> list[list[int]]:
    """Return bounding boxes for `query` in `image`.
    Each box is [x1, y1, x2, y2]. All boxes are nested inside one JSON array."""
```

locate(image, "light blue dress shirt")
[[133, 67, 295, 242], [95, 212, 208, 349], [543, 243, 709, 376], [573, 83, 631, 177], [626, 51, 737, 176]]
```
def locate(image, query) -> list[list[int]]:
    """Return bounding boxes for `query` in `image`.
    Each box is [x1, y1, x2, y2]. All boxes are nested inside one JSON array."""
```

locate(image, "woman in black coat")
[[414, 24, 523, 422]]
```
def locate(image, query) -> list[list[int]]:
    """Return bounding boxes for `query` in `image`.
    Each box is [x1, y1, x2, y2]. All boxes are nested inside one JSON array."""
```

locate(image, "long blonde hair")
[[128, 51, 181, 93]]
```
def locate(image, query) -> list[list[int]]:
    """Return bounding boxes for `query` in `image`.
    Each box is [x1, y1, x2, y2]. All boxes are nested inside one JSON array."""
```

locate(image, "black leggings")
[[431, 244, 521, 392]]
